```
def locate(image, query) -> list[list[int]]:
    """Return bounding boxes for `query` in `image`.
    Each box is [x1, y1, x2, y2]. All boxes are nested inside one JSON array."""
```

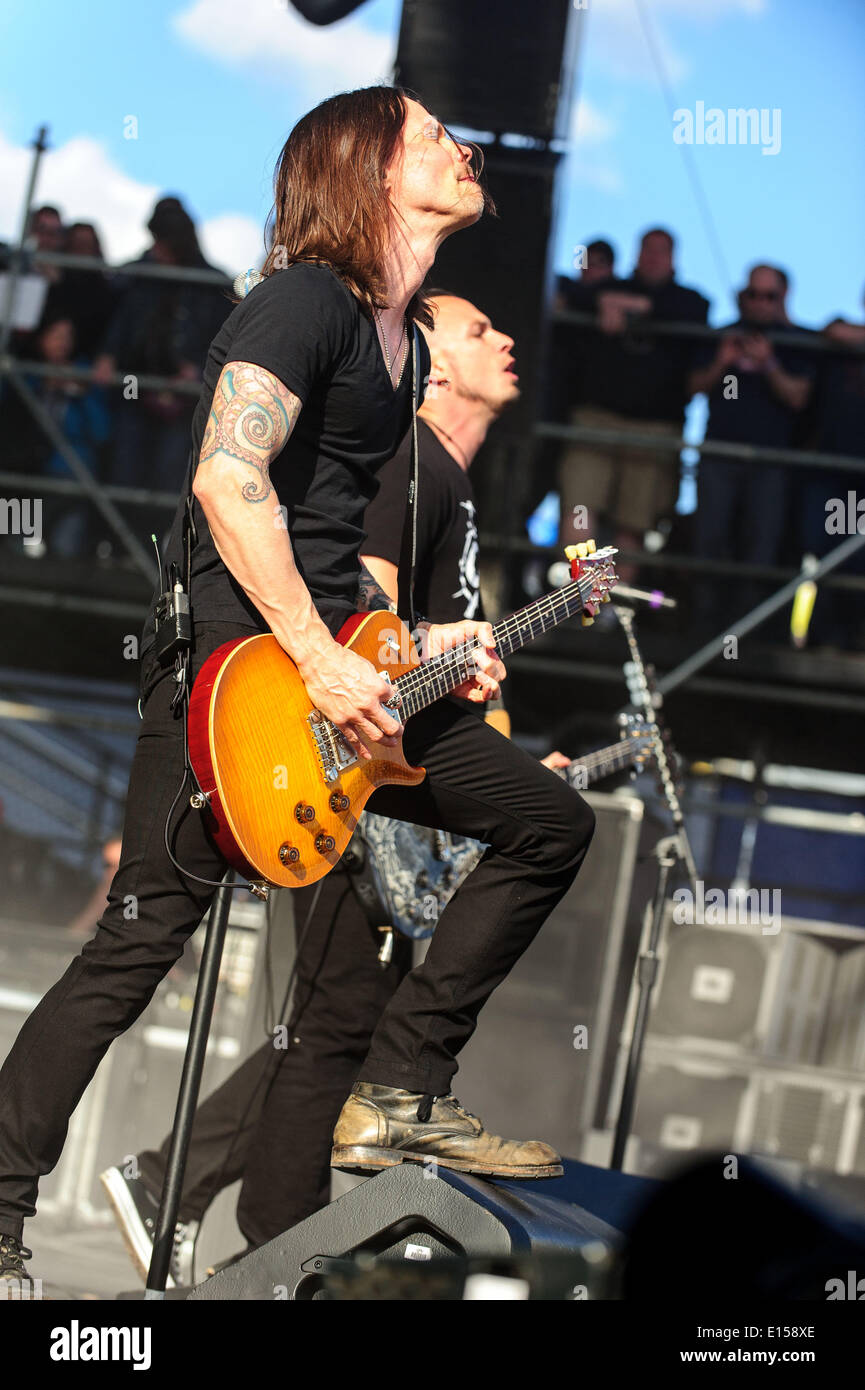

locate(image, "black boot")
[[0, 1233, 39, 1299]]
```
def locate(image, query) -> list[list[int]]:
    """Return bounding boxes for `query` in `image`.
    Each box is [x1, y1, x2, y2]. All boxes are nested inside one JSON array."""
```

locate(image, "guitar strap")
[[395, 323, 420, 630]]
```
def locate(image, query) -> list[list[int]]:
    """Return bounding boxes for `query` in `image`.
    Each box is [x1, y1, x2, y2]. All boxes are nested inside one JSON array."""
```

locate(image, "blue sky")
[[0, 0, 862, 329]]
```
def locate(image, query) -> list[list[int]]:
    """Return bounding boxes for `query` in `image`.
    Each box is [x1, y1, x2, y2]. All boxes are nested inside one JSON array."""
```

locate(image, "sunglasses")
[[743, 288, 780, 302]]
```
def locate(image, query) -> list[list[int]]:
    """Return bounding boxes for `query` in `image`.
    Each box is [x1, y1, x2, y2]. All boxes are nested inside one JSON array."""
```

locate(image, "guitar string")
[[391, 573, 603, 715], [394, 591, 593, 716], [390, 549, 614, 703], [393, 576, 592, 694]]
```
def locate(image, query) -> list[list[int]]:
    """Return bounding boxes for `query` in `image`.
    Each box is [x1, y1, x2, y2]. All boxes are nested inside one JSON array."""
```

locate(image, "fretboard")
[[562, 738, 648, 786], [394, 576, 594, 720]]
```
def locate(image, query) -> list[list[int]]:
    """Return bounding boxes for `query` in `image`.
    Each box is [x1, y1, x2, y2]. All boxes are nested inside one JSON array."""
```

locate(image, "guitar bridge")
[[307, 709, 357, 784]]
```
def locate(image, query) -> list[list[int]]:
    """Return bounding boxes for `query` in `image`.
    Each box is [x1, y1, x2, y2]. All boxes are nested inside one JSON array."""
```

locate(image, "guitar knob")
[[278, 843, 300, 865], [315, 833, 335, 855], [329, 792, 350, 813], [294, 802, 315, 823]]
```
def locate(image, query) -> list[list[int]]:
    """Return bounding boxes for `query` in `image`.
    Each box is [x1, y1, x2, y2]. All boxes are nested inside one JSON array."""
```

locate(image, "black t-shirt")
[[141, 263, 428, 651], [694, 319, 817, 449], [553, 272, 709, 423], [813, 347, 865, 456], [362, 419, 484, 624]]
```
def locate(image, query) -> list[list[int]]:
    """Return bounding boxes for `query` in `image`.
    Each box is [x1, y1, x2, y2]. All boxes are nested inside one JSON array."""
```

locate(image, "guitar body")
[[186, 542, 618, 893], [187, 612, 426, 889]]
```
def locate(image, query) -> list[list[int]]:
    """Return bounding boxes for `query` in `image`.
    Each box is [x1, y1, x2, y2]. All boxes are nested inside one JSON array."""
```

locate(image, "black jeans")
[[138, 868, 413, 1248], [0, 621, 594, 1240]]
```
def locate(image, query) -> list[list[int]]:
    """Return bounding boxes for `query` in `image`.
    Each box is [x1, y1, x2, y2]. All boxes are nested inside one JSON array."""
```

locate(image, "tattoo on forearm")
[[200, 362, 301, 504], [358, 563, 397, 613]]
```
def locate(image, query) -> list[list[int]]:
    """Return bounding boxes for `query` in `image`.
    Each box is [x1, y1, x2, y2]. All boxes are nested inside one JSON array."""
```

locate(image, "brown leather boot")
[[331, 1082, 563, 1179]]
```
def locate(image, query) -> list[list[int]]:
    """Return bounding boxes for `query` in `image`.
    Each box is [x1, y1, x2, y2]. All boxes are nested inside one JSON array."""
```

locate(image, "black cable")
[[632, 0, 735, 301], [161, 673, 251, 894]]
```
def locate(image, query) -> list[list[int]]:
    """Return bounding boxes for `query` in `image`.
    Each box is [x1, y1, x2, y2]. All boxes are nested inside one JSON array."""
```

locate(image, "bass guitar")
[[359, 714, 653, 939]]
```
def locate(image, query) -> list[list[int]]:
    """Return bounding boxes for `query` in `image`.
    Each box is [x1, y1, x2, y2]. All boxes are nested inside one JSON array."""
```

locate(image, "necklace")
[[375, 308, 408, 386], [426, 417, 469, 470]]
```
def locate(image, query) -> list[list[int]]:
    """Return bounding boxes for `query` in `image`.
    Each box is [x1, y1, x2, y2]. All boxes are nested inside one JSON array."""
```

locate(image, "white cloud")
[[172, 0, 395, 94], [0, 130, 158, 262], [570, 96, 616, 146], [0, 128, 262, 276], [198, 212, 265, 275]]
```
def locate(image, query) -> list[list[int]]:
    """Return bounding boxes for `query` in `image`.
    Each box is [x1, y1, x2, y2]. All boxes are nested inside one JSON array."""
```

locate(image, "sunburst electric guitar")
[[187, 542, 617, 892]]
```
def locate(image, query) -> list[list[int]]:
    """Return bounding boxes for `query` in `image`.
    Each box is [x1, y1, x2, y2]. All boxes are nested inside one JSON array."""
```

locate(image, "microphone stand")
[[608, 605, 696, 1171], [145, 870, 236, 1297]]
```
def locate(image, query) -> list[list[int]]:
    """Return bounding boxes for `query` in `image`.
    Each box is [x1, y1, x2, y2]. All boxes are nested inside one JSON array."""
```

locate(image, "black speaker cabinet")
[[639, 906, 838, 1064], [395, 0, 580, 142], [188, 1158, 657, 1301]]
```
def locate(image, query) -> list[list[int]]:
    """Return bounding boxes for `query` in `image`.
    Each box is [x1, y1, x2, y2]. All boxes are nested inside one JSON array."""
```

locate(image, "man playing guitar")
[[99, 289, 591, 1282], [0, 87, 595, 1287]]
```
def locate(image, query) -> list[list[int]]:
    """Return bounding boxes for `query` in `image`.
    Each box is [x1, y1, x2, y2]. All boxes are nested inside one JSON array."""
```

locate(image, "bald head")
[[419, 294, 519, 416]]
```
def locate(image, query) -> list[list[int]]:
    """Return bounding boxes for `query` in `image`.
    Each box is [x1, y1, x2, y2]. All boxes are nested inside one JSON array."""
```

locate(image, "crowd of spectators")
[[0, 197, 230, 558], [549, 228, 865, 647], [1, 202, 862, 649]]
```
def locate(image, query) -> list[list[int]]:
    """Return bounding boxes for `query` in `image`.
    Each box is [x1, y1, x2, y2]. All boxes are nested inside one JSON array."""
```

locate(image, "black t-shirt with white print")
[[363, 419, 485, 626], [141, 262, 428, 652]]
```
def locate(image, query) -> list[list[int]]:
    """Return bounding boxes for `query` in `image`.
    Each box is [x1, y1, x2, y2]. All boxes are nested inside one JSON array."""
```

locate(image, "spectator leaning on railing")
[[43, 221, 119, 361], [690, 263, 816, 628], [554, 227, 709, 580], [0, 310, 110, 559], [92, 196, 231, 549], [796, 289, 865, 648]]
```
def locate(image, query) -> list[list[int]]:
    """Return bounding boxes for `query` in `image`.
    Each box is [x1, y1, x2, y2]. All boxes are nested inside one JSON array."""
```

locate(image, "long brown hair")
[[261, 86, 490, 329]]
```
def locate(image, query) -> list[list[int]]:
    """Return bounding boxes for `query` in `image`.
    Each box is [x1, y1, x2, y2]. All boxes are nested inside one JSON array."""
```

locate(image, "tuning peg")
[[586, 538, 596, 554], [564, 544, 578, 560], [581, 614, 595, 627]]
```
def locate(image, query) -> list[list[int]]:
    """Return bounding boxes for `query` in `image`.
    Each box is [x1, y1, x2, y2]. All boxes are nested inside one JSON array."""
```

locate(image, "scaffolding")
[[0, 125, 863, 889]]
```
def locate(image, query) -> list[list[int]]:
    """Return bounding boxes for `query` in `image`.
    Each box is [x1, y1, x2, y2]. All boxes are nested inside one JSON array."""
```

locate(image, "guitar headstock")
[[616, 712, 654, 770], [564, 541, 619, 624]]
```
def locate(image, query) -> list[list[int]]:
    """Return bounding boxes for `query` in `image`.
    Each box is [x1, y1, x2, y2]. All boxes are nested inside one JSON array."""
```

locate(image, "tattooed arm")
[[192, 360, 401, 753], [192, 359, 329, 661], [357, 556, 397, 613]]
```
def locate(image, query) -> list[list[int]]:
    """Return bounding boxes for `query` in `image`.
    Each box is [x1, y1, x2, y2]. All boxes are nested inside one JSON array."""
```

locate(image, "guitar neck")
[[394, 577, 594, 720], [571, 740, 644, 785]]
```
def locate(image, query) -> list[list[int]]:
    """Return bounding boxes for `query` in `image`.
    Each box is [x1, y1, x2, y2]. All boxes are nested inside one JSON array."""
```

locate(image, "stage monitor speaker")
[[188, 1158, 658, 1301], [597, 1040, 865, 1180], [822, 941, 865, 1071], [637, 906, 838, 1065], [395, 0, 578, 142], [448, 791, 644, 1160]]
